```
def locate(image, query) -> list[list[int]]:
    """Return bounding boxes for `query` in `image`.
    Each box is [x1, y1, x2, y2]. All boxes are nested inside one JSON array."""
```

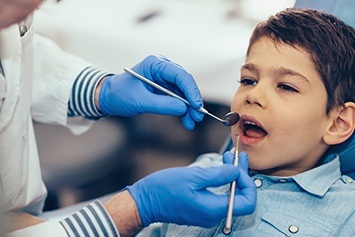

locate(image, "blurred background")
[[32, 0, 354, 212]]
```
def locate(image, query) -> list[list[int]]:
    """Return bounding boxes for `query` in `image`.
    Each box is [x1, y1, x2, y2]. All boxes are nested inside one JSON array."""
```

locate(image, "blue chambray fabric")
[[152, 152, 355, 236]]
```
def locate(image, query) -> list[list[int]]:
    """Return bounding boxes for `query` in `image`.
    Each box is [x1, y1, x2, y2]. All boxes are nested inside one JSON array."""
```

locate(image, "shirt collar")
[[292, 154, 341, 197], [250, 154, 341, 197]]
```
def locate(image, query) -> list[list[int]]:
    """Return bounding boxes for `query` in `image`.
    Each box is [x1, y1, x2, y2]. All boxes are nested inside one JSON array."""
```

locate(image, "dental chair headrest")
[[323, 132, 355, 179]]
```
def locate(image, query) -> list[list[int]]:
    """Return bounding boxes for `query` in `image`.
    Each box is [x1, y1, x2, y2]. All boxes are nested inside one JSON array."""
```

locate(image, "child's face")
[[231, 37, 333, 176]]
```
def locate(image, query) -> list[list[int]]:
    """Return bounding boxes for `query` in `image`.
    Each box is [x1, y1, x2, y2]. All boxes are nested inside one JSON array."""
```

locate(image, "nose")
[[245, 84, 267, 108]]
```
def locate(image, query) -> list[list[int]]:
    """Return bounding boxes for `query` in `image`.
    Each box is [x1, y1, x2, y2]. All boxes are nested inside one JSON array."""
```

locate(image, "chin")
[[248, 158, 275, 173]]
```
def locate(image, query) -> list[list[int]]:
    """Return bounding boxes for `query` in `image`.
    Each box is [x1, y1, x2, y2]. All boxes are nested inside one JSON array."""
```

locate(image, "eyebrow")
[[241, 63, 257, 72], [241, 63, 310, 83], [277, 67, 310, 83]]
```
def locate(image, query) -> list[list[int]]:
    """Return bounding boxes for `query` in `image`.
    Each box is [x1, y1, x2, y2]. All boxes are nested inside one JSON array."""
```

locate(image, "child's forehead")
[[244, 37, 324, 83], [248, 36, 309, 57], [246, 37, 316, 68]]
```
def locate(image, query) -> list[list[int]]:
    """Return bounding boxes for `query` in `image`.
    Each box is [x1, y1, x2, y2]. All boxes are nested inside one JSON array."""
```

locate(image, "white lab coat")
[[0, 15, 94, 234]]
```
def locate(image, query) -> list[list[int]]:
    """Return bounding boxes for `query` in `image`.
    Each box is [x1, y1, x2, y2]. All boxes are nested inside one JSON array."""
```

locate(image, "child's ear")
[[323, 102, 355, 145]]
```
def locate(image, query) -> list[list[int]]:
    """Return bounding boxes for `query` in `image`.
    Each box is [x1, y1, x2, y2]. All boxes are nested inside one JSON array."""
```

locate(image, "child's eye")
[[278, 83, 299, 93], [239, 78, 257, 86]]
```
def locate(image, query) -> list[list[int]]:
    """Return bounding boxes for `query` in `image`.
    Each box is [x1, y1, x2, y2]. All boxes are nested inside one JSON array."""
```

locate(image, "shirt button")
[[19, 24, 28, 37], [279, 178, 287, 182], [346, 177, 353, 183], [253, 178, 263, 188], [288, 225, 299, 234]]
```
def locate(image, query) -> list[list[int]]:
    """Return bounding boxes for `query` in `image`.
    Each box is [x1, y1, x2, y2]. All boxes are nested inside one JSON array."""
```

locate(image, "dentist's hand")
[[126, 153, 257, 228], [98, 55, 204, 130], [222, 151, 257, 211], [222, 151, 250, 172]]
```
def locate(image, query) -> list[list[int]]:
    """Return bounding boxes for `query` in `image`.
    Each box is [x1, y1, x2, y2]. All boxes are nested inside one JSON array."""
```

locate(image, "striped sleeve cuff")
[[60, 200, 119, 237], [68, 66, 113, 120]]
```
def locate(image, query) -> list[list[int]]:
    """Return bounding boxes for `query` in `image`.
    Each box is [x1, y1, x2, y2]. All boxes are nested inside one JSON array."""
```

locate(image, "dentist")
[[0, 1, 256, 236]]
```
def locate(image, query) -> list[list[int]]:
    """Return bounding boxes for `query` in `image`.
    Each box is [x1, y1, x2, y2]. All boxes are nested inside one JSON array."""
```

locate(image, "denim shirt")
[[159, 153, 355, 237]]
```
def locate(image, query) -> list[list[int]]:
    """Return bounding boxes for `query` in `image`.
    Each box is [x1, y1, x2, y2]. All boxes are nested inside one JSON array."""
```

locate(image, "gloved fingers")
[[222, 151, 234, 164], [142, 55, 204, 110], [180, 107, 204, 130], [193, 188, 254, 227], [140, 54, 180, 68], [215, 164, 256, 216], [237, 152, 250, 172], [181, 112, 196, 130], [153, 54, 183, 68], [232, 191, 257, 216], [194, 161, 255, 217], [233, 169, 257, 214], [235, 168, 256, 191], [188, 107, 204, 122], [162, 68, 202, 109], [142, 94, 188, 115], [193, 165, 240, 189], [222, 151, 249, 172], [230, 155, 256, 216], [191, 190, 230, 227]]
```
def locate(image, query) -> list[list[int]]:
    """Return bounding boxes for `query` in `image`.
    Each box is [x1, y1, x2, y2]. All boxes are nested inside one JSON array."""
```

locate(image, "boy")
[[152, 8, 355, 236]]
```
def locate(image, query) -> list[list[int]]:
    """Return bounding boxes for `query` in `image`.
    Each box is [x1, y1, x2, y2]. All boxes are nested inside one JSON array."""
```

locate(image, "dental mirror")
[[197, 109, 239, 127], [124, 68, 240, 127], [222, 112, 240, 127]]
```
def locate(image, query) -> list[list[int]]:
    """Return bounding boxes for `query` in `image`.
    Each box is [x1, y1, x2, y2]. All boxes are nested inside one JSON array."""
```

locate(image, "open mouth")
[[241, 119, 268, 138]]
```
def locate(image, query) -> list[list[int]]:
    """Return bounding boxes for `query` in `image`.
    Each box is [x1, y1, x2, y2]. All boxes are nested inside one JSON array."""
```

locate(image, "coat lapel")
[[0, 25, 21, 131]]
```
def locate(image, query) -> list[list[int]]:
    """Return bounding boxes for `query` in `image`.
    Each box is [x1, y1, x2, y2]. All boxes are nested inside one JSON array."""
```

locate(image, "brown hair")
[[247, 8, 355, 113]]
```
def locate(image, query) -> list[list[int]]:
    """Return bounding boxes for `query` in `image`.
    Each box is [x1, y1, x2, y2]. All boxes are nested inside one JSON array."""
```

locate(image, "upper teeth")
[[244, 121, 256, 126]]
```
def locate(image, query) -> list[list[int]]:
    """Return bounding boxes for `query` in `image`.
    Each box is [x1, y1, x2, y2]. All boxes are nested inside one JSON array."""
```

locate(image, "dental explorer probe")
[[223, 134, 240, 235], [124, 68, 239, 126]]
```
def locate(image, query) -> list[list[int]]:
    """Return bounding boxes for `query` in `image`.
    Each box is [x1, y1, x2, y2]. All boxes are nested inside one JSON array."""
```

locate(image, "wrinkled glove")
[[222, 151, 250, 171], [126, 152, 256, 228], [99, 55, 204, 130]]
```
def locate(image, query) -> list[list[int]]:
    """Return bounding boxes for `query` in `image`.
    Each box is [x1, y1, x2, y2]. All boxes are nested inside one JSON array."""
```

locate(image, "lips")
[[239, 115, 268, 139]]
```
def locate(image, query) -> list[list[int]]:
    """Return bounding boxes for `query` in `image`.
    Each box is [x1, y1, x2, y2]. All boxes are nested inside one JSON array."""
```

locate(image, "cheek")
[[269, 108, 328, 160], [231, 92, 243, 111], [282, 101, 327, 136]]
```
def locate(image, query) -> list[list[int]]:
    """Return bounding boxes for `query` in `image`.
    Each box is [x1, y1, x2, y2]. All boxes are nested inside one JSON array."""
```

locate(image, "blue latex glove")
[[99, 55, 204, 130], [126, 153, 256, 228], [222, 151, 250, 171]]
